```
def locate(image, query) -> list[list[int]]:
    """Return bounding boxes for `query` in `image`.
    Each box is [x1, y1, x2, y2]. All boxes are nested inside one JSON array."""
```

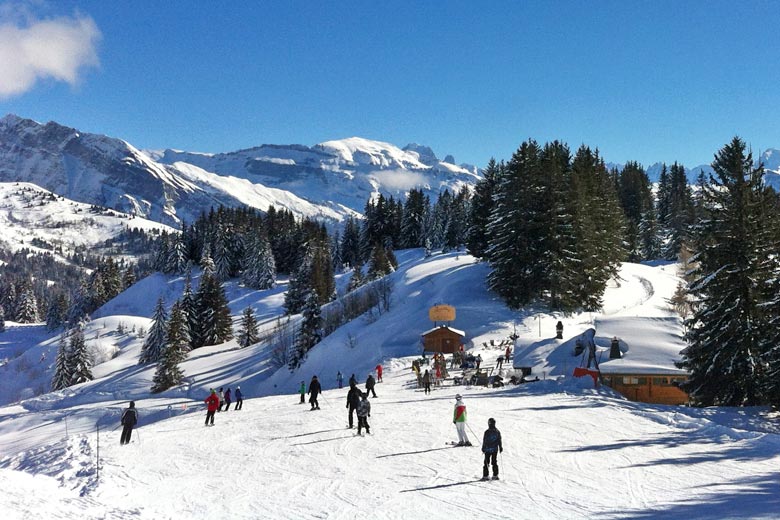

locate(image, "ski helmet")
[[488, 418, 496, 426], [455, 394, 462, 400]]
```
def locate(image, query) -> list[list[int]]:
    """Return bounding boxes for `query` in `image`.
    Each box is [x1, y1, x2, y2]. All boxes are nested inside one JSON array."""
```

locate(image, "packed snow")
[[1, 251, 779, 519]]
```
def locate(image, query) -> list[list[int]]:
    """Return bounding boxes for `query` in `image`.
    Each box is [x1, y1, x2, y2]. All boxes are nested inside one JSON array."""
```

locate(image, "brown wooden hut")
[[421, 325, 465, 354]]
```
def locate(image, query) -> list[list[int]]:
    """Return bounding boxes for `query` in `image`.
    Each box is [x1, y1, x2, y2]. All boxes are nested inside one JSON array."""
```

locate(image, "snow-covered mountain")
[[0, 182, 172, 261], [0, 114, 481, 228]]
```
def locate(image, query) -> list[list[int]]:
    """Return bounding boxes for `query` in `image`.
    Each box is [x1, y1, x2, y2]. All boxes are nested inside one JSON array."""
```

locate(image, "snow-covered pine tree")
[[138, 298, 168, 364], [166, 233, 189, 275], [0, 305, 5, 333], [617, 161, 653, 262], [541, 141, 579, 313], [284, 246, 313, 315], [679, 137, 770, 406], [45, 293, 69, 331], [241, 236, 277, 290], [151, 301, 189, 393], [288, 290, 322, 370], [340, 216, 363, 269], [51, 332, 70, 390], [67, 327, 92, 385], [638, 209, 662, 261], [214, 227, 233, 282], [466, 159, 500, 259], [400, 188, 429, 249], [180, 271, 197, 349], [487, 140, 545, 308], [200, 249, 216, 278], [237, 306, 260, 348], [662, 162, 695, 261], [193, 271, 233, 348], [347, 264, 364, 292], [15, 283, 39, 323], [367, 243, 394, 280]]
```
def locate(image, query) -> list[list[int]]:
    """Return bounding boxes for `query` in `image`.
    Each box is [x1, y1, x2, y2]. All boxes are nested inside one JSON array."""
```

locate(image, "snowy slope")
[[0, 182, 172, 261], [1, 253, 780, 518]]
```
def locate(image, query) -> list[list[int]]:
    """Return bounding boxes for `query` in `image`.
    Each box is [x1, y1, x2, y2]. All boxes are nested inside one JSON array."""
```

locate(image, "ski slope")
[[1, 251, 779, 519]]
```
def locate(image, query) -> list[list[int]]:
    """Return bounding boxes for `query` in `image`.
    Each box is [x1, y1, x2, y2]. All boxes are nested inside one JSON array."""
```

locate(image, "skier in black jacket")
[[120, 401, 138, 445], [308, 375, 321, 410], [346, 383, 361, 428], [365, 374, 377, 398], [481, 418, 503, 480]]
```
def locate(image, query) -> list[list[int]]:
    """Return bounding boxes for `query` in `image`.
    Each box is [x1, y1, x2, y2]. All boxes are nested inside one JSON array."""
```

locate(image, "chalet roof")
[[596, 316, 688, 376], [421, 325, 465, 337]]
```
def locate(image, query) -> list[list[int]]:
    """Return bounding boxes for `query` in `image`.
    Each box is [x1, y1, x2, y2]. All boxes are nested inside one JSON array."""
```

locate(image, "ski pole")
[[466, 423, 481, 446]]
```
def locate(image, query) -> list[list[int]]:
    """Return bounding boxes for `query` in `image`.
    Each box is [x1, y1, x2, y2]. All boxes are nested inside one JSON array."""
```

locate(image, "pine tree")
[[51, 332, 71, 390], [138, 298, 168, 364], [679, 137, 769, 406], [15, 283, 39, 323], [284, 246, 313, 315], [193, 272, 233, 348], [400, 189, 429, 249], [46, 293, 69, 331], [340, 216, 363, 268], [0, 305, 4, 332], [151, 301, 189, 393], [166, 232, 189, 275], [237, 306, 260, 348], [289, 290, 322, 370], [180, 271, 198, 349], [466, 159, 500, 259], [67, 327, 92, 385]]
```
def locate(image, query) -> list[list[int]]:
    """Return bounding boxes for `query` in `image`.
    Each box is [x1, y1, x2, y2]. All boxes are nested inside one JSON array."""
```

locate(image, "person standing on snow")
[[234, 386, 243, 410], [308, 375, 321, 410], [375, 364, 383, 382], [337, 371, 344, 389], [349, 373, 357, 387], [452, 394, 471, 446], [224, 388, 232, 411], [346, 382, 361, 428], [120, 401, 138, 445], [505, 346, 511, 364], [422, 369, 432, 394], [365, 373, 377, 398], [356, 393, 371, 435], [299, 381, 306, 404], [217, 387, 225, 412], [481, 418, 503, 480], [475, 354, 482, 371], [204, 389, 219, 426]]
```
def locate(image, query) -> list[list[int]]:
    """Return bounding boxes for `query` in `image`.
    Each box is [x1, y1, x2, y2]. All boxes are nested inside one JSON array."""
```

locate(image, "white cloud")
[[0, 9, 101, 98], [371, 169, 430, 192]]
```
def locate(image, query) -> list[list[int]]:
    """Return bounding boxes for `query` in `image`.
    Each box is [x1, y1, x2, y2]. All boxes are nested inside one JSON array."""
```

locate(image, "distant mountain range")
[[0, 114, 480, 227], [3, 113, 780, 231]]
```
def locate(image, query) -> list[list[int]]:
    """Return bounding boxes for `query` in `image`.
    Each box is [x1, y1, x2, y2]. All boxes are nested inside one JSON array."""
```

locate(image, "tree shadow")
[[377, 446, 454, 458], [400, 479, 483, 493], [606, 471, 780, 519], [270, 428, 345, 440], [291, 435, 355, 446]]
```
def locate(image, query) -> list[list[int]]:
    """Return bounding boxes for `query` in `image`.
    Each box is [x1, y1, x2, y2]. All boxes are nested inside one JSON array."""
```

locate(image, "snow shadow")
[[291, 435, 355, 446], [608, 470, 780, 519], [376, 446, 454, 458], [399, 479, 484, 493]]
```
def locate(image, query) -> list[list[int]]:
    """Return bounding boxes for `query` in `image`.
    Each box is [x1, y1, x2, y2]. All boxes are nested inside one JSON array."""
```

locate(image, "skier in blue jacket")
[[481, 417, 503, 480]]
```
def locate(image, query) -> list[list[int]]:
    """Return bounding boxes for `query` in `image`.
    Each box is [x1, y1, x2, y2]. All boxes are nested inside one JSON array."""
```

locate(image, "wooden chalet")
[[421, 325, 465, 354], [596, 317, 689, 406]]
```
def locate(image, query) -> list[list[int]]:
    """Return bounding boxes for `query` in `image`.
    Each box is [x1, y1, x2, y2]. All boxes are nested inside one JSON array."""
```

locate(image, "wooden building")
[[596, 316, 689, 406], [421, 325, 465, 354]]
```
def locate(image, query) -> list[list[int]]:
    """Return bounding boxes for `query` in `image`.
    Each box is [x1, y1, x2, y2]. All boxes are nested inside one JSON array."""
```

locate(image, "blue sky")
[[1, 0, 779, 169]]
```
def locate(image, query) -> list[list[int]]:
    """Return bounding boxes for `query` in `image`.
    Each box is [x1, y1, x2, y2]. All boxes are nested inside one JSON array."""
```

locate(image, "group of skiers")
[[120, 357, 504, 479]]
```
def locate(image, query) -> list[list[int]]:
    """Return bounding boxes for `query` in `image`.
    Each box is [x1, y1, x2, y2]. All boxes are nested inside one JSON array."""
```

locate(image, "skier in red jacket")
[[375, 364, 383, 382], [204, 389, 220, 426]]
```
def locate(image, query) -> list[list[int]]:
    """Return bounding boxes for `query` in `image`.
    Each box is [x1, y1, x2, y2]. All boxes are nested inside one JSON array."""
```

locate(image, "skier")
[[556, 321, 564, 339], [422, 369, 431, 394], [481, 418, 503, 481], [308, 375, 321, 410], [299, 381, 306, 404], [346, 382, 361, 428], [496, 355, 504, 369], [375, 364, 383, 382], [365, 373, 377, 398], [349, 373, 357, 387], [217, 387, 225, 412], [234, 386, 243, 410], [504, 345, 511, 363], [475, 354, 482, 371], [120, 401, 138, 445], [337, 371, 344, 389], [204, 389, 219, 426], [224, 388, 232, 411], [356, 393, 371, 435], [452, 394, 471, 446]]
